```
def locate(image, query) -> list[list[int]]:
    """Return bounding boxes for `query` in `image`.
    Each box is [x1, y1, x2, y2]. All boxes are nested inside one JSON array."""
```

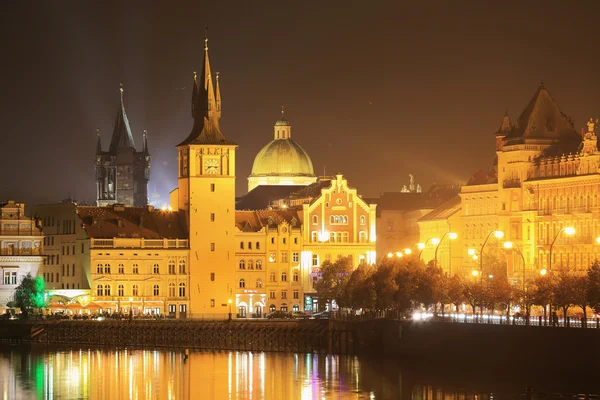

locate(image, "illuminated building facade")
[[0, 201, 43, 308], [95, 86, 151, 207], [420, 82, 600, 283]]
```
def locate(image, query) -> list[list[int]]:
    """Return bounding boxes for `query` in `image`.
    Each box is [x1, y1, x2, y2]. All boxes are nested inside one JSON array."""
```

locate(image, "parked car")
[[311, 311, 330, 320], [267, 311, 292, 319], [291, 311, 309, 320]]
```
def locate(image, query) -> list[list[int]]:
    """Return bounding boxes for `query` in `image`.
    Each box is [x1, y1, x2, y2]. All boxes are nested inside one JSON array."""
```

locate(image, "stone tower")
[[95, 86, 151, 207], [175, 35, 237, 317]]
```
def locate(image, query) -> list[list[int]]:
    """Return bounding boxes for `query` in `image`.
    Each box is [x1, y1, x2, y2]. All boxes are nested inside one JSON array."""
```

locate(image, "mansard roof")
[[77, 206, 188, 239], [418, 196, 461, 222], [236, 185, 307, 210]]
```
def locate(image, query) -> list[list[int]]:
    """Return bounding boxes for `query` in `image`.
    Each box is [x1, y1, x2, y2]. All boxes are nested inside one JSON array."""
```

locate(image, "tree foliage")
[[14, 273, 46, 318]]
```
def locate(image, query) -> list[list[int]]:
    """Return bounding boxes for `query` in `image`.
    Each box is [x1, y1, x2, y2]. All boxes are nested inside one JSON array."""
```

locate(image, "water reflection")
[[0, 348, 598, 399]]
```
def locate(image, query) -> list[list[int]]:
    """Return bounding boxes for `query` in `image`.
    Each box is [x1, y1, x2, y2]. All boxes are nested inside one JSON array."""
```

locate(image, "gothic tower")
[[95, 86, 151, 207], [175, 35, 237, 317]]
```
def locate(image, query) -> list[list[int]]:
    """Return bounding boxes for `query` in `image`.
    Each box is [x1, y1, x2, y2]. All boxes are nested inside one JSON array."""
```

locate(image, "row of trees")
[[6, 274, 46, 318], [314, 256, 600, 325]]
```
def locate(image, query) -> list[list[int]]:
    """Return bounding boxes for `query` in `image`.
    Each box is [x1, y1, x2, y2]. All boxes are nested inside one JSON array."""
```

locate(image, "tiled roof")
[[418, 196, 461, 222], [236, 185, 307, 210], [365, 184, 460, 216], [466, 169, 498, 186], [234, 210, 301, 232], [77, 206, 188, 239]]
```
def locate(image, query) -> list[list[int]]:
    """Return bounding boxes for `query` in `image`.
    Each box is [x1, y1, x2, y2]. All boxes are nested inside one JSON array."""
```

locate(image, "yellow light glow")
[[467, 248, 476, 256], [387, 252, 393, 258], [417, 243, 425, 250], [228, 299, 232, 304], [494, 231, 504, 239], [503, 241, 513, 249], [472, 255, 478, 260], [403, 248, 412, 255], [540, 269, 547, 276], [564, 227, 575, 235], [596, 237, 600, 244], [472, 270, 479, 276], [431, 238, 440, 245], [395, 252, 403, 258], [448, 232, 458, 240]]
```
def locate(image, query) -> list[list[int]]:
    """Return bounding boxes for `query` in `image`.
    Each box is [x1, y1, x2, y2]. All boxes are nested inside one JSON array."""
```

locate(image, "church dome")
[[250, 139, 315, 177]]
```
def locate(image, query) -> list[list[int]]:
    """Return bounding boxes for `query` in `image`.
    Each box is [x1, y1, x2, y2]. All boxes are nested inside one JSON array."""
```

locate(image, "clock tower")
[[175, 35, 237, 317]]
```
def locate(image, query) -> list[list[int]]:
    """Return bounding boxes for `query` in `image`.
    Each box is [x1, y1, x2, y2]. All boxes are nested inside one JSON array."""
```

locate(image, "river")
[[0, 347, 597, 399]]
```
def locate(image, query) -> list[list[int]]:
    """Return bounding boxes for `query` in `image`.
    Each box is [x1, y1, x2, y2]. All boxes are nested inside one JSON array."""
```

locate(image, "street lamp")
[[478, 230, 504, 285], [403, 248, 412, 255], [434, 232, 458, 274], [419, 237, 440, 261], [228, 299, 232, 321], [548, 226, 575, 272], [504, 241, 526, 291]]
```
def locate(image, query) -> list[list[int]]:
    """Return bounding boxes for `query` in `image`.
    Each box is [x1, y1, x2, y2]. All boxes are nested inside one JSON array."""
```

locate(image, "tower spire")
[[143, 130, 149, 154], [215, 71, 222, 119], [108, 84, 136, 153], [203, 32, 217, 119], [96, 129, 102, 154], [191, 71, 198, 119]]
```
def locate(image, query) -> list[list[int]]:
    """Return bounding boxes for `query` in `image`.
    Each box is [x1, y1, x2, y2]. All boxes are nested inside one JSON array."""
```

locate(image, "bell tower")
[[176, 34, 237, 317]]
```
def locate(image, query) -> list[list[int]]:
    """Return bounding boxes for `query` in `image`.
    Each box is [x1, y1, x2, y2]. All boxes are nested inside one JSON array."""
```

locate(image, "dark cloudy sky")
[[1, 0, 600, 207]]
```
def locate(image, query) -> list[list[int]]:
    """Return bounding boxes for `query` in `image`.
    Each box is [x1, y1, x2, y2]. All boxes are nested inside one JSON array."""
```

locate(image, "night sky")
[[2, 1, 600, 207]]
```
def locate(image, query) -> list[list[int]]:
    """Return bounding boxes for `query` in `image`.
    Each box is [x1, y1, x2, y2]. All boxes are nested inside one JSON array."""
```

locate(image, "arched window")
[[239, 278, 246, 288], [248, 242, 252, 250], [281, 272, 287, 282], [153, 264, 160, 274], [240, 242, 244, 249], [256, 279, 262, 288], [104, 264, 111, 274], [269, 272, 276, 282], [132, 285, 139, 297], [153, 285, 160, 296], [334, 216, 339, 224], [96, 285, 103, 296], [179, 282, 186, 297], [169, 259, 176, 274], [118, 285, 124, 297], [169, 282, 176, 297], [256, 242, 260, 250], [269, 304, 276, 312], [330, 216, 335, 224], [343, 216, 348, 224], [256, 260, 262, 270], [105, 285, 111, 296], [312, 215, 318, 225], [179, 259, 186, 274], [247, 260, 254, 270], [97, 263, 102, 274], [239, 260, 245, 270], [360, 215, 366, 225], [293, 271, 299, 282], [133, 264, 139, 274]]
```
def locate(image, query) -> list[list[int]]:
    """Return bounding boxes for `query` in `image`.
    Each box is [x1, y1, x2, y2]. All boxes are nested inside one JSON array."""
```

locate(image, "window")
[[97, 285, 103, 296], [359, 231, 367, 243], [179, 282, 186, 297], [239, 278, 246, 288], [211, 243, 215, 251], [132, 285, 139, 296], [153, 264, 160, 274], [360, 215, 366, 225], [292, 252, 299, 262], [169, 259, 176, 274], [256, 260, 262, 270], [133, 264, 139, 274], [293, 290, 299, 299], [210, 183, 215, 192], [179, 259, 186, 274], [104, 264, 111, 274], [271, 237, 275, 244], [311, 232, 318, 242], [81, 243, 84, 253], [269, 291, 276, 299], [281, 252, 288, 262], [281, 291, 287, 299], [256, 242, 260, 250], [210, 272, 215, 281], [239, 260, 245, 270], [97, 264, 102, 274], [169, 282, 176, 297], [118, 264, 124, 274], [293, 271, 299, 282], [312, 215, 318, 225], [294, 237, 298, 244], [293, 304, 299, 312], [269, 252, 276, 262], [312, 254, 319, 266], [210, 213, 215, 222], [153, 285, 160, 296], [105, 285, 111, 296], [283, 238, 286, 245], [210, 299, 215, 307], [269, 272, 276, 282], [281, 272, 287, 282], [247, 260, 254, 270], [256, 279, 262, 288], [240, 242, 244, 250], [4, 271, 17, 285], [248, 242, 252, 250], [118, 285, 124, 297]]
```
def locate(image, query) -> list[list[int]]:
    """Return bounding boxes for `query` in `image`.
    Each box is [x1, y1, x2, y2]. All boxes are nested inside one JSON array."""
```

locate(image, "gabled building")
[[95, 86, 151, 207]]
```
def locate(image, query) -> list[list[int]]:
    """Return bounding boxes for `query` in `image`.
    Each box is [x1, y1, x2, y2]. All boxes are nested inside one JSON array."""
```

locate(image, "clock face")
[[205, 158, 220, 174]]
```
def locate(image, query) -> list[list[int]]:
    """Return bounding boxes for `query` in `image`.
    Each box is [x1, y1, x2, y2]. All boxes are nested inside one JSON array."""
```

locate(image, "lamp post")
[[434, 232, 458, 273], [478, 230, 504, 285], [129, 297, 133, 320], [419, 237, 440, 261], [503, 241, 526, 291], [548, 226, 575, 272], [228, 299, 232, 321]]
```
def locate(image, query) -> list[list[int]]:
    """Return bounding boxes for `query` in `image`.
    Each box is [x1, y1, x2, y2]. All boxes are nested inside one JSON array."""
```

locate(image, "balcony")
[[0, 248, 42, 256], [91, 238, 189, 249]]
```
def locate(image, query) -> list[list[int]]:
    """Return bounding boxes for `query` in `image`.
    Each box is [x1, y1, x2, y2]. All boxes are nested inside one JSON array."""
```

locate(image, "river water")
[[0, 347, 598, 399]]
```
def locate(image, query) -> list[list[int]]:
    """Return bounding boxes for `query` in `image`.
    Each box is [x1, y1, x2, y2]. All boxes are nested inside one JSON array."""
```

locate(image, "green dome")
[[275, 118, 290, 126], [250, 139, 315, 177]]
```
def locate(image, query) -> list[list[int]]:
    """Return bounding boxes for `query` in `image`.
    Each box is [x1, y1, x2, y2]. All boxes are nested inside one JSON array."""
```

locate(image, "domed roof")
[[275, 117, 290, 126], [250, 139, 315, 177]]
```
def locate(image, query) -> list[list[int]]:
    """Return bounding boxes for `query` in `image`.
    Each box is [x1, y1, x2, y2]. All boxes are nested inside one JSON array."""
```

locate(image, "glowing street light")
[[434, 232, 458, 274], [504, 241, 526, 290], [540, 268, 547, 276], [417, 243, 426, 250], [431, 238, 441, 245], [472, 270, 479, 277], [419, 238, 440, 261], [403, 248, 412, 255], [387, 252, 393, 259], [478, 230, 504, 285], [549, 226, 575, 271]]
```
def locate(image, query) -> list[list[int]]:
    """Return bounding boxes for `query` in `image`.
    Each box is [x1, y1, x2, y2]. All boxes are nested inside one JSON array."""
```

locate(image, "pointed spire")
[[215, 71, 222, 119], [108, 84, 136, 153], [96, 129, 102, 154], [143, 130, 149, 154], [191, 71, 198, 119], [495, 109, 512, 136], [204, 33, 217, 119]]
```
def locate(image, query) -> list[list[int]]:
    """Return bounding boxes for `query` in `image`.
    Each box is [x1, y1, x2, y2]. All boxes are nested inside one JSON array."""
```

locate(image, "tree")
[[571, 275, 589, 328], [372, 262, 399, 310], [586, 262, 600, 315], [413, 264, 444, 313], [344, 265, 376, 311], [14, 274, 46, 318], [446, 275, 465, 313], [553, 272, 578, 319], [484, 277, 512, 315], [463, 280, 485, 317], [314, 257, 353, 308], [481, 248, 508, 280], [531, 275, 555, 322]]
